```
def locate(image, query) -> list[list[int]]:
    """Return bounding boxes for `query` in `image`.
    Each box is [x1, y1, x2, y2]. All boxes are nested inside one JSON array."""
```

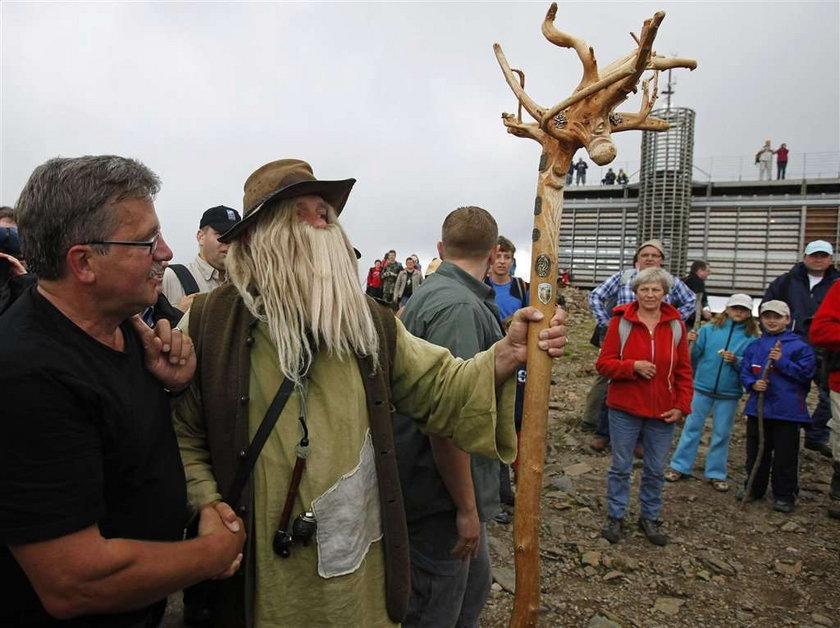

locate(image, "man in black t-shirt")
[[0, 156, 245, 626]]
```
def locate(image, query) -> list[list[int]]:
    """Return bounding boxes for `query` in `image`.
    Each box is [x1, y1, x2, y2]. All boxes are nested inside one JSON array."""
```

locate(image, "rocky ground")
[[163, 285, 839, 627], [479, 286, 840, 627]]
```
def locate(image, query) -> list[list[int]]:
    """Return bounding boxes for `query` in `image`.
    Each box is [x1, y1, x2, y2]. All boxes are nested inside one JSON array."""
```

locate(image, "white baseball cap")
[[725, 294, 753, 310], [804, 240, 834, 256], [760, 300, 790, 317]]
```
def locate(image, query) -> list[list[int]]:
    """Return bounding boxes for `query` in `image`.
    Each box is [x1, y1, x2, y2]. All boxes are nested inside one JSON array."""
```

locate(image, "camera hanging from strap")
[[272, 379, 316, 558], [225, 334, 317, 558]]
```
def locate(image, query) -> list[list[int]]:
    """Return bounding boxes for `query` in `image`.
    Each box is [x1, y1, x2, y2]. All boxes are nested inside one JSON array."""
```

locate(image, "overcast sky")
[[2, 1, 838, 276]]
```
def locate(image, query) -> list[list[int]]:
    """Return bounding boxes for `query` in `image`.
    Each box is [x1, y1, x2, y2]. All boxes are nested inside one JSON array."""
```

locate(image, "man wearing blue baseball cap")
[[764, 239, 840, 456]]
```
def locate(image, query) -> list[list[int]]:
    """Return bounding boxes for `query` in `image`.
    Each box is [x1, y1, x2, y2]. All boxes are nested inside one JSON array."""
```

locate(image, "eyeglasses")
[[87, 233, 161, 255]]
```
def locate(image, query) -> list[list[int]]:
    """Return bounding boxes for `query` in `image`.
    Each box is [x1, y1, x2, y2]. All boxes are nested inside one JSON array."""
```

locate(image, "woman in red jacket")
[[596, 267, 693, 546], [366, 259, 383, 299]]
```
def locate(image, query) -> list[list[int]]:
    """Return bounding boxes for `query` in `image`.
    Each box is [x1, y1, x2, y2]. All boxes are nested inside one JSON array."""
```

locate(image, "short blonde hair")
[[632, 267, 673, 293]]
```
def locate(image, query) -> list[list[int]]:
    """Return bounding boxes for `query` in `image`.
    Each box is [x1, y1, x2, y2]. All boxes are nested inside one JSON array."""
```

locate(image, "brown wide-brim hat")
[[218, 158, 356, 243]]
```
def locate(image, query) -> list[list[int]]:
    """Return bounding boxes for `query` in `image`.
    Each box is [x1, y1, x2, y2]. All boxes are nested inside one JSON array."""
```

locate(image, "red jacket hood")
[[612, 300, 682, 324]]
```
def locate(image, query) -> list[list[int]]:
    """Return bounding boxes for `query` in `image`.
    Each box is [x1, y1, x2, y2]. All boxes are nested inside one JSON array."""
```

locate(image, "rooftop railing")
[[570, 150, 840, 187]]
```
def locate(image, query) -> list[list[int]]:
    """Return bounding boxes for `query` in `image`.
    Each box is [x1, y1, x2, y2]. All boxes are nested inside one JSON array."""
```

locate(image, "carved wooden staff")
[[493, 4, 696, 625]]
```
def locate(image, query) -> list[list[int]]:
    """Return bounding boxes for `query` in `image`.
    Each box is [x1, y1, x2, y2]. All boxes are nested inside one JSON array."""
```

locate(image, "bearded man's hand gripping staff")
[[494, 305, 567, 386]]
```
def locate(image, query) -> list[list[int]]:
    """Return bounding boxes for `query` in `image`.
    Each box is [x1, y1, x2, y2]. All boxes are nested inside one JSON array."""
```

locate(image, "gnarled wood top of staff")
[[493, 2, 697, 167]]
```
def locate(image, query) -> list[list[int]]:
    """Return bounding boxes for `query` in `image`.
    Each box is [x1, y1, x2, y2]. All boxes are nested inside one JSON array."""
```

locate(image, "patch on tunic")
[[312, 430, 383, 578]]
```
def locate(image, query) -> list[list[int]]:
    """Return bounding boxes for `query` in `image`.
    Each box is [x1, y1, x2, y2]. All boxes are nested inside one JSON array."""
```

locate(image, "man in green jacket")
[[173, 159, 568, 627], [396, 206, 505, 627]]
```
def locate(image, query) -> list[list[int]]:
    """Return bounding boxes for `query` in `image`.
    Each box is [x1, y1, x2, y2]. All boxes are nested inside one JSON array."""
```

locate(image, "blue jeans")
[[606, 408, 675, 520], [669, 391, 738, 480]]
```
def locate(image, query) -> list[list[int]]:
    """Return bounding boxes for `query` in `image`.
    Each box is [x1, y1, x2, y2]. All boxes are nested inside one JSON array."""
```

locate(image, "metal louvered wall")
[[638, 107, 696, 276], [560, 185, 840, 297]]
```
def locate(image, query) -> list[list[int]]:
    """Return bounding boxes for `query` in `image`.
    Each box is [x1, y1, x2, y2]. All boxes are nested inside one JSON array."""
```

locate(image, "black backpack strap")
[[515, 277, 529, 308], [226, 376, 294, 511], [170, 263, 201, 296], [152, 293, 184, 326]]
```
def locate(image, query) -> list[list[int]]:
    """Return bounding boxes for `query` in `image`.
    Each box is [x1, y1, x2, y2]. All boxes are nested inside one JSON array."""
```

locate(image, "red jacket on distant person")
[[597, 301, 693, 419], [809, 281, 840, 393], [367, 264, 383, 288]]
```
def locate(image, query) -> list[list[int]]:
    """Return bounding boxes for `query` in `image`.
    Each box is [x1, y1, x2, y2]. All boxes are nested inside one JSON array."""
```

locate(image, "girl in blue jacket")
[[740, 300, 816, 512], [666, 294, 760, 491]]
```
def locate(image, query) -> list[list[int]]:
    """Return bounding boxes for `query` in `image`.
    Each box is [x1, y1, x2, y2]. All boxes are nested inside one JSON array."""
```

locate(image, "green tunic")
[[174, 317, 515, 627]]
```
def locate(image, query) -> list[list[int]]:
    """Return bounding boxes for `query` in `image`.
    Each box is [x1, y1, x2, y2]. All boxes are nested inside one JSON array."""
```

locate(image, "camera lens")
[[291, 511, 317, 546], [273, 530, 293, 558]]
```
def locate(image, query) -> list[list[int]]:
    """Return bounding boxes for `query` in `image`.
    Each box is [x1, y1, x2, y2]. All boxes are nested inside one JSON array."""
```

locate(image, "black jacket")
[[764, 262, 840, 337]]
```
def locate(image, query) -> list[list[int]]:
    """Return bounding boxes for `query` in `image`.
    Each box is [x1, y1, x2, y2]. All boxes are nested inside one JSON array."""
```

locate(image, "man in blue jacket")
[[763, 240, 840, 456]]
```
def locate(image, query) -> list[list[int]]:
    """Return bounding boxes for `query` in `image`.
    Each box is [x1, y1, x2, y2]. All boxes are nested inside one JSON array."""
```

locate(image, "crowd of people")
[[0, 156, 567, 628], [583, 238, 840, 547], [0, 153, 837, 627], [564, 158, 629, 187]]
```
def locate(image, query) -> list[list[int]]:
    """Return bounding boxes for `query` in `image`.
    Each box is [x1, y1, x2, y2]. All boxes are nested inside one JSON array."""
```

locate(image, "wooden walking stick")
[[493, 5, 696, 626], [741, 340, 782, 507], [688, 291, 703, 351]]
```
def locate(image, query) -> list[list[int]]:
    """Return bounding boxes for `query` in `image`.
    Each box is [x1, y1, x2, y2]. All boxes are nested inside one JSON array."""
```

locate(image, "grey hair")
[[632, 267, 673, 293], [15, 155, 160, 280]]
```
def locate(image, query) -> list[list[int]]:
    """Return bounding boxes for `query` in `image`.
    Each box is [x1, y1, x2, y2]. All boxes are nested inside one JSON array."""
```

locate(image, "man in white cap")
[[764, 239, 840, 456], [172, 158, 567, 627]]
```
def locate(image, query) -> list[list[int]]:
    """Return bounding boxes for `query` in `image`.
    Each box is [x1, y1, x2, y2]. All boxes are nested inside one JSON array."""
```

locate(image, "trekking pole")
[[741, 340, 781, 507], [688, 291, 703, 351], [493, 5, 696, 625]]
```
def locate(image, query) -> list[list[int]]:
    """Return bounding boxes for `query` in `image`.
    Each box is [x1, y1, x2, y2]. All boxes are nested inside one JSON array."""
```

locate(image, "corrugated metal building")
[[559, 178, 840, 296]]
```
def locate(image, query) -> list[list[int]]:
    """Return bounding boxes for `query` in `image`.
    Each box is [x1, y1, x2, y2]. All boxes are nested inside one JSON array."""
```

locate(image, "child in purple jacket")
[[740, 300, 816, 512]]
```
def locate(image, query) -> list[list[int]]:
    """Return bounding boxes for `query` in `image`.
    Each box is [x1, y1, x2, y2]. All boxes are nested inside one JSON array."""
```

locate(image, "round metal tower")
[[638, 106, 696, 275]]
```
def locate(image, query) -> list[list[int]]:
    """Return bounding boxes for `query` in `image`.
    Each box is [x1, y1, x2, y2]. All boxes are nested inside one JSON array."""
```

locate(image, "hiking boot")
[[601, 517, 623, 544], [773, 500, 795, 513], [494, 510, 512, 525], [638, 518, 668, 546], [804, 440, 833, 458], [589, 436, 609, 452], [633, 444, 645, 459]]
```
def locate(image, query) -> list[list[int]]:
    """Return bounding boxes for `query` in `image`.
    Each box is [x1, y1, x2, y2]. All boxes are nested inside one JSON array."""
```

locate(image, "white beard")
[[226, 208, 379, 383]]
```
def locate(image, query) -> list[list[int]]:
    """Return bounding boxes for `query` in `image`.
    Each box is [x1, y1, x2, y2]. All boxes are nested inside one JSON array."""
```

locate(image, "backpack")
[[617, 317, 682, 359], [169, 263, 200, 296]]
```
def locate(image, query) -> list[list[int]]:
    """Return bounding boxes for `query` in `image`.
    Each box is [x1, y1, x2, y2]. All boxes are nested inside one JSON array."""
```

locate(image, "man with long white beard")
[[173, 159, 567, 627]]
